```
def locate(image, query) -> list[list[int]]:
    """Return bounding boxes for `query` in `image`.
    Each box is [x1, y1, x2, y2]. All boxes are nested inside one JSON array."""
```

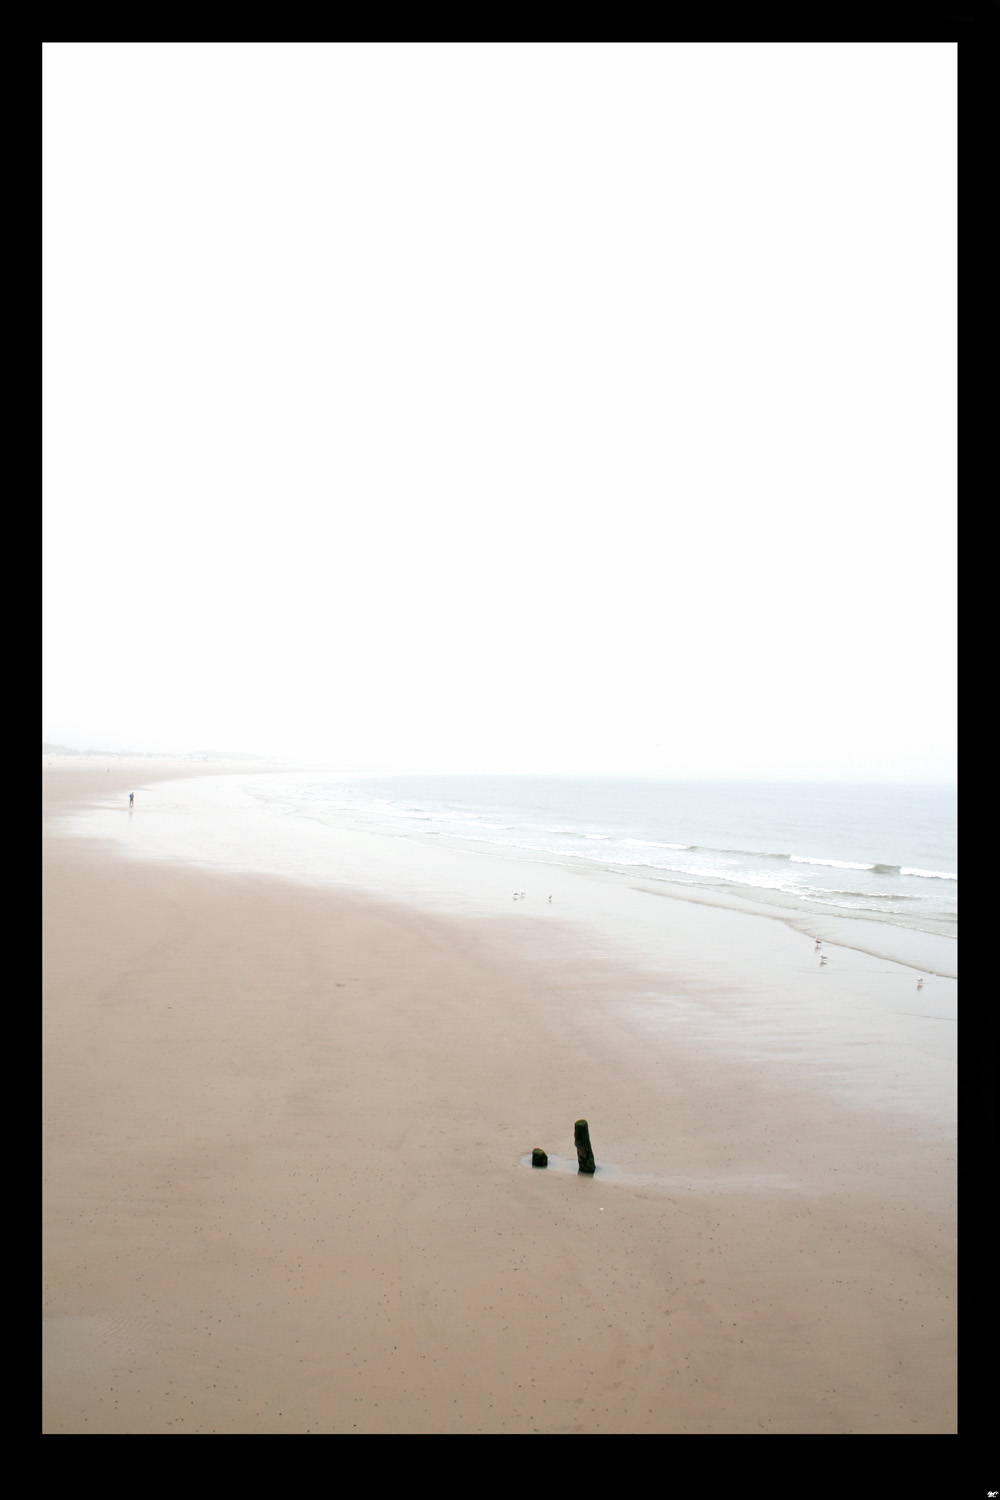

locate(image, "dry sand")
[[42, 762, 956, 1433]]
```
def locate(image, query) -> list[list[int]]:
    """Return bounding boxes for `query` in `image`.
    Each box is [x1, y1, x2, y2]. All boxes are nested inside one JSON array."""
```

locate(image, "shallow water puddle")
[[518, 1153, 799, 1193], [42, 1313, 155, 1381]]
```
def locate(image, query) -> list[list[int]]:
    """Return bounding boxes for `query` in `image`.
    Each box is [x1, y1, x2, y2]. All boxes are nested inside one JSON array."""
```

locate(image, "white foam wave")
[[789, 856, 873, 871], [622, 838, 692, 851]]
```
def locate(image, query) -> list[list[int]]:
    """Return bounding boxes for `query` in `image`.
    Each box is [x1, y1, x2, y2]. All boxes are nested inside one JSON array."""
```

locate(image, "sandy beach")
[[42, 762, 956, 1433]]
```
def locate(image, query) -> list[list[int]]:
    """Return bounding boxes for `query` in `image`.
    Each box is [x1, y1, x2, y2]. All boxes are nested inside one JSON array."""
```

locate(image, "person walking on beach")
[[129, 792, 134, 809]]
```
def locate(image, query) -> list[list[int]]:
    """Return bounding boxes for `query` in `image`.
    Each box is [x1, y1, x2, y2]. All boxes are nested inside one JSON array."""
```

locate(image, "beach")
[[42, 761, 957, 1433]]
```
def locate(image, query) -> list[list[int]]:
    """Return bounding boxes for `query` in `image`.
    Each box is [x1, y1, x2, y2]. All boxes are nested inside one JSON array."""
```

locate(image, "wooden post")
[[574, 1119, 595, 1174], [531, 1148, 548, 1167]]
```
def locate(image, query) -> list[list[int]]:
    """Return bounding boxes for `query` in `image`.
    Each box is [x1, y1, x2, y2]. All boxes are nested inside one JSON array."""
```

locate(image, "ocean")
[[265, 775, 956, 934], [61, 770, 957, 979]]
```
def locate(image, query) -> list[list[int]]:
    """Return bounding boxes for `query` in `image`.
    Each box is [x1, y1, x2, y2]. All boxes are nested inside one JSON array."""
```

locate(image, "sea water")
[[251, 774, 956, 933], [61, 770, 957, 978]]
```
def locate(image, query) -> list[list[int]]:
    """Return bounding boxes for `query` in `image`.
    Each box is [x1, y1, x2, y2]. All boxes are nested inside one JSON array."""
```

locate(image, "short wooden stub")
[[574, 1119, 596, 1174], [531, 1148, 548, 1168]]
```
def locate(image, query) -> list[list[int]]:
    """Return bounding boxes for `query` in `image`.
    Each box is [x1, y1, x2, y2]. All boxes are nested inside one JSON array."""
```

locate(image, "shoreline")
[[48, 759, 957, 981], [43, 763, 957, 1432]]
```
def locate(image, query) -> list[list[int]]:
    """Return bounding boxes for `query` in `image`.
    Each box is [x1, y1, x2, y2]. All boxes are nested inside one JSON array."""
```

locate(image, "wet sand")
[[42, 762, 956, 1432]]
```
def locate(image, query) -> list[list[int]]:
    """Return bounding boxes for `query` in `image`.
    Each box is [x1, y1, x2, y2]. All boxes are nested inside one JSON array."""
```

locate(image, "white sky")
[[43, 43, 956, 779]]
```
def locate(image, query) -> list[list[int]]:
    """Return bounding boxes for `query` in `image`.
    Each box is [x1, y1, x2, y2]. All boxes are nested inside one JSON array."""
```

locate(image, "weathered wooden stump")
[[574, 1119, 596, 1174], [531, 1148, 548, 1168]]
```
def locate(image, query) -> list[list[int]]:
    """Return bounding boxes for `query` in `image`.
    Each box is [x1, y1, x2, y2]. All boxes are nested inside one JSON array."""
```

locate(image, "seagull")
[[916, 975, 925, 989], [814, 939, 823, 950], [819, 954, 828, 965]]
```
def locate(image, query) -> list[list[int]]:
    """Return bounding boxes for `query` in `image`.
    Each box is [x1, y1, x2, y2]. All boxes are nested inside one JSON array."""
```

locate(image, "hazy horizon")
[[40, 741, 956, 787], [43, 44, 956, 784]]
